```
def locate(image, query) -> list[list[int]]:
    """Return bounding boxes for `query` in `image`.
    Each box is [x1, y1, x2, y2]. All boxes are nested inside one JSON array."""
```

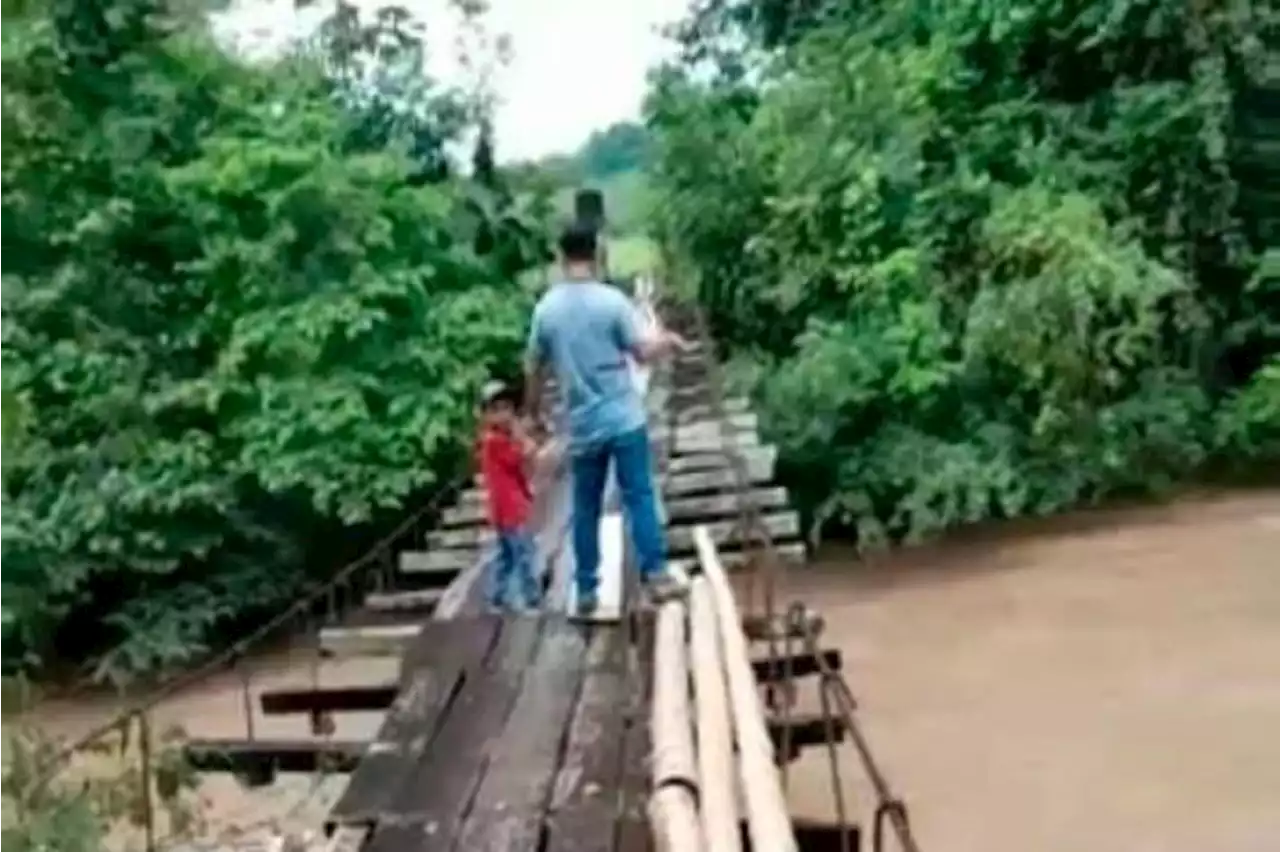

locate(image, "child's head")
[[480, 380, 517, 427]]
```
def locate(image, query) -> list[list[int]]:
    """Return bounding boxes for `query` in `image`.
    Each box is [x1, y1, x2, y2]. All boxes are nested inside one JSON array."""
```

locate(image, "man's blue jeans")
[[487, 527, 540, 609], [570, 426, 666, 602]]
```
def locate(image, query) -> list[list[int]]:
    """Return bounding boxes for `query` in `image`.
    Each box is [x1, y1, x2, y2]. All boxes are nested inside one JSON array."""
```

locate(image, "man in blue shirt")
[[524, 222, 689, 616]]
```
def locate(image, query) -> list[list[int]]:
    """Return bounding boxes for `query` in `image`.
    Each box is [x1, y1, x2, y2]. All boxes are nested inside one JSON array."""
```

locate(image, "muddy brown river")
[[782, 490, 1280, 852], [14, 489, 1280, 851]]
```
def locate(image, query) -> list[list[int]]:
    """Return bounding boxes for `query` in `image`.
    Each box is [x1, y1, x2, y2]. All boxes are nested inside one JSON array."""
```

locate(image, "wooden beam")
[[663, 465, 775, 497], [398, 548, 473, 575], [689, 579, 739, 848], [668, 541, 806, 579], [751, 648, 842, 684], [182, 739, 364, 775], [318, 622, 418, 657], [665, 445, 777, 477], [695, 526, 798, 852], [668, 511, 800, 555], [758, 820, 862, 852], [767, 713, 848, 762], [260, 684, 395, 715], [663, 428, 760, 456], [651, 598, 697, 790], [665, 487, 789, 522], [363, 587, 444, 612]]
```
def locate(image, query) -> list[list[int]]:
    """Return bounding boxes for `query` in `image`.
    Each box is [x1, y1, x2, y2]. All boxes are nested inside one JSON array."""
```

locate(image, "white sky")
[[211, 0, 691, 162]]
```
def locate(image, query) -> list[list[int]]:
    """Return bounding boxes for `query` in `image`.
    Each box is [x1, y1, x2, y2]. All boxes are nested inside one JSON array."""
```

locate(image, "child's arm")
[[510, 418, 539, 460]]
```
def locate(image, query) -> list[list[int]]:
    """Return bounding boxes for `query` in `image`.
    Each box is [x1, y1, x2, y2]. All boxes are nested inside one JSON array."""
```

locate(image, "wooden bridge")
[[182, 292, 918, 852]]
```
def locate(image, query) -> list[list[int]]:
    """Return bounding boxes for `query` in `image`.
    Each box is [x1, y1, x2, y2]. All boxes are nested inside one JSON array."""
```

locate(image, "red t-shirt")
[[478, 426, 532, 530]]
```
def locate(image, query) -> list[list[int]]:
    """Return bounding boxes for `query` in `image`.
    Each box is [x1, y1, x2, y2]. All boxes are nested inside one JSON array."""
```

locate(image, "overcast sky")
[[212, 0, 691, 162]]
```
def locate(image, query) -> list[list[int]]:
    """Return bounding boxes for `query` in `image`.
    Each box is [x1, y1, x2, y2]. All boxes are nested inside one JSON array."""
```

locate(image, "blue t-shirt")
[[526, 280, 647, 452]]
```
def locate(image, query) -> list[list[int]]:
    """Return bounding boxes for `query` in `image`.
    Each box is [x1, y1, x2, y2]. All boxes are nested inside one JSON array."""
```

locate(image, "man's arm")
[[616, 297, 691, 364]]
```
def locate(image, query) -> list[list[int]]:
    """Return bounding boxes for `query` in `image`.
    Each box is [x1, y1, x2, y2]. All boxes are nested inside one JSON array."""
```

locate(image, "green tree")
[[647, 0, 1276, 545], [1, 0, 542, 678]]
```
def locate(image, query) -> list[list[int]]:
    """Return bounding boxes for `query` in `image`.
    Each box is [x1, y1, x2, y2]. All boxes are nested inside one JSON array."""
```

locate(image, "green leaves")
[[2, 4, 538, 677], [649, 0, 1272, 547]]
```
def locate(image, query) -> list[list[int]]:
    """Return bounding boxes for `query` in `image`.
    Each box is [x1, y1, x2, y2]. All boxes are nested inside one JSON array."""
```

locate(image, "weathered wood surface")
[[327, 616, 502, 827], [544, 631, 631, 852], [365, 617, 544, 852], [616, 619, 656, 852], [453, 620, 590, 851]]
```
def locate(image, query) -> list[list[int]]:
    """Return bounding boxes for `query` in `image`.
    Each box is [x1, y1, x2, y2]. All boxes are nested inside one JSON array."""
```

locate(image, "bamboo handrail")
[[695, 525, 798, 852], [650, 595, 701, 852], [689, 578, 741, 850]]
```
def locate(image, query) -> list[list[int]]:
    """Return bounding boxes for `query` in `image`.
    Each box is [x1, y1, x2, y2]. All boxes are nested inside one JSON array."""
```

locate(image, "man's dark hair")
[[558, 220, 598, 263]]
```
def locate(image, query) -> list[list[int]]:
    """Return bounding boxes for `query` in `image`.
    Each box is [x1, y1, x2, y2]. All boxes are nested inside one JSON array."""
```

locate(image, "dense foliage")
[[647, 0, 1279, 545], [1, 0, 544, 679]]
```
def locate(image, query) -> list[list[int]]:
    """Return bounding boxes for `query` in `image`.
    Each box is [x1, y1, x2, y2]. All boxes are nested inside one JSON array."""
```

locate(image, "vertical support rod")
[[137, 710, 156, 852]]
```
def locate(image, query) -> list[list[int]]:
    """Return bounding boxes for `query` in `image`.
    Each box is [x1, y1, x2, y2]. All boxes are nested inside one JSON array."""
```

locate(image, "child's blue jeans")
[[487, 527, 541, 610], [570, 426, 666, 604]]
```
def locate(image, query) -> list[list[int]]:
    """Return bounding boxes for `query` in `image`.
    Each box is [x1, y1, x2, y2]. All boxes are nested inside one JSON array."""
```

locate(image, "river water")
[[782, 489, 1280, 852], [14, 490, 1280, 851]]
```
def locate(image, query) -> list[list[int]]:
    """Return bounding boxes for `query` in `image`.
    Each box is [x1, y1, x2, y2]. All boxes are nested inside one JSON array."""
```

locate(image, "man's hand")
[[664, 329, 694, 354]]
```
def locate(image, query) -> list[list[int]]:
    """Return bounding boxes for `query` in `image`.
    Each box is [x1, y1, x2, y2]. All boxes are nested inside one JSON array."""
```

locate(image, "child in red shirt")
[[477, 381, 541, 611]]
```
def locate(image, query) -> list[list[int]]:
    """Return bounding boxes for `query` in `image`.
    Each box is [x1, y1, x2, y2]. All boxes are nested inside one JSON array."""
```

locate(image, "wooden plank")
[[366, 616, 544, 852], [689, 580, 739, 847], [769, 713, 848, 763], [544, 631, 630, 852], [667, 541, 806, 581], [674, 397, 749, 422], [663, 445, 776, 478], [398, 548, 475, 575], [665, 429, 760, 456], [452, 620, 591, 851], [440, 503, 486, 528], [695, 528, 797, 852], [319, 622, 418, 657], [664, 487, 788, 522], [364, 588, 445, 612], [428, 525, 492, 550], [183, 739, 364, 774], [617, 623, 655, 852], [662, 466, 774, 497], [667, 512, 800, 555], [261, 684, 395, 715], [651, 412, 757, 445], [328, 617, 503, 827]]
